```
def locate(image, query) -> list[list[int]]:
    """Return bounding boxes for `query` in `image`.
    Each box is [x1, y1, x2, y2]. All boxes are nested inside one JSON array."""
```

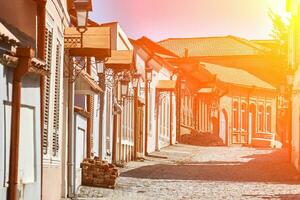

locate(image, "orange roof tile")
[[201, 62, 275, 90], [159, 35, 270, 57]]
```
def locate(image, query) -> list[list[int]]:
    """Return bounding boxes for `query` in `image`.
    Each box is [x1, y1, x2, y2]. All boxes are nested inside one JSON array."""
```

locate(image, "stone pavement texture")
[[77, 144, 300, 200]]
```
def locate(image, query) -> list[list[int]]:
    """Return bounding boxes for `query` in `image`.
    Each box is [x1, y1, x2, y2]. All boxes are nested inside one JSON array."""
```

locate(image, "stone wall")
[[81, 158, 120, 189]]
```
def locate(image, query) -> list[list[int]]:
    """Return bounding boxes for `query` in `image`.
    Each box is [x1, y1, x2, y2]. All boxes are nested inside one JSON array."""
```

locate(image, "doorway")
[[219, 109, 228, 145], [248, 104, 256, 145]]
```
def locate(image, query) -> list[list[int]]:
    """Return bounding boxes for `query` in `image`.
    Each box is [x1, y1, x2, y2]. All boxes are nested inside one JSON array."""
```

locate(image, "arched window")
[[241, 102, 247, 131], [266, 106, 272, 132], [258, 105, 265, 132], [233, 101, 239, 130]]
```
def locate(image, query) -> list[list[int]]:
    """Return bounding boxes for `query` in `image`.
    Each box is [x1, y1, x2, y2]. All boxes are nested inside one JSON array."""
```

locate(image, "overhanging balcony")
[[64, 27, 111, 58]]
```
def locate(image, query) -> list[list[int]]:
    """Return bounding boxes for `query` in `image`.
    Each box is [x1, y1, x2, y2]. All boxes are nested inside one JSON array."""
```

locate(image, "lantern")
[[145, 67, 153, 82], [132, 73, 141, 88], [120, 79, 130, 97], [73, 0, 92, 28]]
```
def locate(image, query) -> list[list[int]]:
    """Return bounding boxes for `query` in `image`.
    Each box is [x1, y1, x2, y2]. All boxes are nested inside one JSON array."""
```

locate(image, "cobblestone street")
[[77, 144, 300, 200]]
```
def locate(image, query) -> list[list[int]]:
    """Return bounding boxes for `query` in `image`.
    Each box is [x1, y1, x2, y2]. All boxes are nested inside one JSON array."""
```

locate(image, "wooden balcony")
[[64, 27, 111, 58], [105, 50, 133, 71]]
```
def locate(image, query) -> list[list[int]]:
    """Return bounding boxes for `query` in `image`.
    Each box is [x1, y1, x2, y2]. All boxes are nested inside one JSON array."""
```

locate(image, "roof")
[[201, 62, 275, 90], [159, 35, 270, 57], [75, 68, 103, 95], [134, 36, 179, 58], [0, 18, 35, 48]]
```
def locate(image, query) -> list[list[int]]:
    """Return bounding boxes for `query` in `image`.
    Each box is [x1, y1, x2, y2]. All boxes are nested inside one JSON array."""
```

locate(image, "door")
[[219, 110, 227, 145], [248, 113, 252, 144], [249, 104, 256, 145], [137, 107, 144, 156]]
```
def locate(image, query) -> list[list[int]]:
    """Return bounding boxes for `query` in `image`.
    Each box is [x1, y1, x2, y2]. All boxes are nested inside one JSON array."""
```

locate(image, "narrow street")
[[77, 144, 300, 200]]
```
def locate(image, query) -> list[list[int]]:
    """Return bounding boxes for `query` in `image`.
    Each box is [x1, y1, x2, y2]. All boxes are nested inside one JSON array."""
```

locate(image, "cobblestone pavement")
[[77, 144, 300, 200]]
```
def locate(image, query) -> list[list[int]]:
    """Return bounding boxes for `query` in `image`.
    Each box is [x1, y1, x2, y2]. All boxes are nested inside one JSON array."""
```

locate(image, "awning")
[[75, 69, 103, 95], [156, 80, 176, 91], [105, 50, 133, 71]]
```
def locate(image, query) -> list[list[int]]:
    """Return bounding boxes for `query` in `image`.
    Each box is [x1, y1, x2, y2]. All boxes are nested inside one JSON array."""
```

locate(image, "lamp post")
[[132, 73, 141, 160], [67, 1, 90, 195], [286, 70, 294, 162], [145, 67, 153, 156]]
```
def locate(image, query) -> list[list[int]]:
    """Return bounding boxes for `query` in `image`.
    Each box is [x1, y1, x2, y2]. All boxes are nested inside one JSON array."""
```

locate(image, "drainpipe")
[[8, 48, 34, 200], [67, 51, 75, 198], [37, 1, 46, 199], [86, 57, 92, 158]]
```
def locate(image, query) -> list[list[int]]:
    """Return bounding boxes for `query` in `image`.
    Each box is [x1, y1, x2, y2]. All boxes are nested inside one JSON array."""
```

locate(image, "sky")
[[90, 0, 288, 42]]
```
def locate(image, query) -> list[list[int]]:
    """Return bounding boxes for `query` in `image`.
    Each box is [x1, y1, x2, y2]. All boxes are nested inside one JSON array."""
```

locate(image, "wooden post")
[[176, 76, 181, 143], [133, 88, 138, 160], [86, 58, 93, 158], [170, 91, 173, 145], [144, 80, 149, 155], [98, 73, 105, 159], [8, 79, 22, 200]]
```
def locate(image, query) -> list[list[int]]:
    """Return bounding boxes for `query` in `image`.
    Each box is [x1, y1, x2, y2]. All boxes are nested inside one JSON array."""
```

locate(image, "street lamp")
[[120, 78, 130, 98], [145, 67, 153, 82], [73, 0, 92, 28], [96, 61, 104, 74], [132, 73, 141, 88], [181, 80, 186, 90]]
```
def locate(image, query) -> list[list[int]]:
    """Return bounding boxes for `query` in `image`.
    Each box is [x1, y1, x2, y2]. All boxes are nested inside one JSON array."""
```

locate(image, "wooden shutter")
[[52, 41, 62, 157], [43, 28, 53, 155]]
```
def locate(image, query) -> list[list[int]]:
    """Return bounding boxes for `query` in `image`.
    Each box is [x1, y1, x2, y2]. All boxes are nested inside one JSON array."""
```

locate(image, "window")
[[266, 106, 272, 132], [258, 105, 265, 132], [241, 103, 247, 131], [43, 27, 53, 155], [233, 101, 239, 130]]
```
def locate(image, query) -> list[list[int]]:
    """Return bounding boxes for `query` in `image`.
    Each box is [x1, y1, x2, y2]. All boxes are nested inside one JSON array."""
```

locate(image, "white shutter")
[[52, 41, 62, 157], [43, 28, 53, 155]]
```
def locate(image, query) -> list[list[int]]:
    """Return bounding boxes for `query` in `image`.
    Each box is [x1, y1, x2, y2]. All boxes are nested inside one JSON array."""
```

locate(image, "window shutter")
[[52, 41, 62, 157], [43, 28, 53, 155]]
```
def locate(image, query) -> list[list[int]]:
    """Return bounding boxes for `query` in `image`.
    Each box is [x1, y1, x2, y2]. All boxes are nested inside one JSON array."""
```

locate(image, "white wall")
[[0, 66, 41, 200]]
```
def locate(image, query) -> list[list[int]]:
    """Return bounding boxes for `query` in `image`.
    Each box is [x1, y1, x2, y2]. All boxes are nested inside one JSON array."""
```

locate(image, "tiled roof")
[[201, 62, 275, 90], [134, 36, 179, 58], [159, 36, 270, 57]]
